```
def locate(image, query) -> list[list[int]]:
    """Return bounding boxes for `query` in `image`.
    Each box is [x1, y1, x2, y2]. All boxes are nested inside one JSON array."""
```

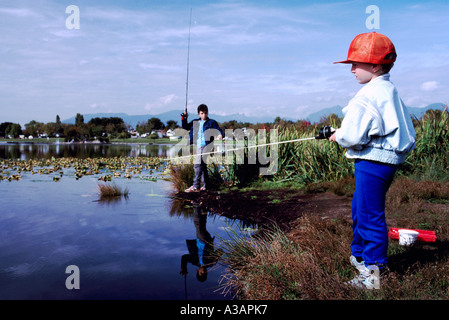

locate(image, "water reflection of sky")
[[0, 144, 252, 300], [0, 142, 176, 160]]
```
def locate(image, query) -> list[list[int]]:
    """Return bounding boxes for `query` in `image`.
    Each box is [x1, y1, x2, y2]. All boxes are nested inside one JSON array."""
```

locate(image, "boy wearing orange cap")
[[330, 32, 416, 289]]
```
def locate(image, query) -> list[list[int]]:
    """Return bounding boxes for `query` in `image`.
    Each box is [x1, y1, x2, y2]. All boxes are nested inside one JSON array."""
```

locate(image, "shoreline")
[[173, 187, 353, 232], [0, 139, 179, 146]]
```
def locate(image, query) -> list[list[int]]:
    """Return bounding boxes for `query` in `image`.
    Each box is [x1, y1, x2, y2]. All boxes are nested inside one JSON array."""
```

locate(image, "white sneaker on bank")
[[350, 255, 365, 272], [346, 264, 381, 290]]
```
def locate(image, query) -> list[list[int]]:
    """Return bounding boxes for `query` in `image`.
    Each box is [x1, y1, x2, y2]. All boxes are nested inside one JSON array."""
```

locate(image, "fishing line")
[[167, 136, 316, 162], [167, 126, 335, 162]]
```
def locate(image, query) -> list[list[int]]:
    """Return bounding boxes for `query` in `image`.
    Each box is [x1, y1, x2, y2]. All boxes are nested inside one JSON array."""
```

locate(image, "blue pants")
[[351, 159, 397, 268], [193, 146, 209, 189]]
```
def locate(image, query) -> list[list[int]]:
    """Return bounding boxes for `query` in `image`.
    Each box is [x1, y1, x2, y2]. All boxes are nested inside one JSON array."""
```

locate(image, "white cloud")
[[90, 103, 108, 109], [0, 7, 38, 17], [145, 94, 178, 112], [139, 63, 180, 72], [421, 81, 440, 91]]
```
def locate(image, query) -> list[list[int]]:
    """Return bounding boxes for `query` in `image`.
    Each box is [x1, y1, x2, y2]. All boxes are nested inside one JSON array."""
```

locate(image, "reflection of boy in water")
[[180, 206, 218, 282]]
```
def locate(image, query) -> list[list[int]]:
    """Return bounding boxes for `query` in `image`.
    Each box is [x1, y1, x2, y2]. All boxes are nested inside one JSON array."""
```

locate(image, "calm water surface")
[[0, 143, 253, 299]]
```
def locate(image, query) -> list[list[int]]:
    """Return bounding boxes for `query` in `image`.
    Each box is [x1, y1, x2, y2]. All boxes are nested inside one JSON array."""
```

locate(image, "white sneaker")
[[346, 265, 381, 290], [185, 186, 199, 193], [350, 255, 365, 272]]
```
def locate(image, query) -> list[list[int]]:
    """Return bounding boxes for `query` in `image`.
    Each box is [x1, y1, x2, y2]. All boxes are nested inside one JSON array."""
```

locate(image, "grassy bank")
[[168, 106, 449, 299], [217, 177, 449, 300], [0, 138, 60, 143]]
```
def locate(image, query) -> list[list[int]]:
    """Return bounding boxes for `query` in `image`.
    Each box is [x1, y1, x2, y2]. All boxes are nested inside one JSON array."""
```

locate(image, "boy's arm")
[[335, 105, 375, 149], [212, 120, 224, 140], [181, 113, 192, 131]]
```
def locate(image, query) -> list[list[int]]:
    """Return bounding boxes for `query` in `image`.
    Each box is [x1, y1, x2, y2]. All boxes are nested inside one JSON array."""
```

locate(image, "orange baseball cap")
[[334, 32, 396, 65]]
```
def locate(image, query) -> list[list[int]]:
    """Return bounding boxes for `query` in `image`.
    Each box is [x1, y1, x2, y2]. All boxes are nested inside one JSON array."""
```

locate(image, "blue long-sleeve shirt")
[[182, 117, 224, 146]]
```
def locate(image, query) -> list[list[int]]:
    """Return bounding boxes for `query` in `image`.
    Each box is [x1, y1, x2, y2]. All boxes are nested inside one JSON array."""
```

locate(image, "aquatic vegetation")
[[98, 175, 112, 181], [0, 156, 167, 182], [97, 182, 129, 200]]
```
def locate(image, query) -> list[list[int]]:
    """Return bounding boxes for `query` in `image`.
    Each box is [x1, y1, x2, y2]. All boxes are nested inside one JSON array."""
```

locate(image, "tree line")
[[1, 112, 319, 142], [1, 110, 375, 143], [0, 113, 181, 142]]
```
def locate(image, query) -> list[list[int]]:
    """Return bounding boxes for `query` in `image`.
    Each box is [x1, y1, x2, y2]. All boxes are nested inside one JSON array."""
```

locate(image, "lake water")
[[0, 142, 253, 300]]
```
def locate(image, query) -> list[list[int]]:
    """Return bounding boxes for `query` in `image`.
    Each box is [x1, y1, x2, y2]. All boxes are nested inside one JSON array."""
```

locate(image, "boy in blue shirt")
[[330, 32, 416, 289], [181, 104, 223, 192]]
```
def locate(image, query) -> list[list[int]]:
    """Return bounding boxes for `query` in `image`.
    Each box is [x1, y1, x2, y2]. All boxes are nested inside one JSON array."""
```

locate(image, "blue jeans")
[[351, 159, 397, 268], [193, 146, 209, 189]]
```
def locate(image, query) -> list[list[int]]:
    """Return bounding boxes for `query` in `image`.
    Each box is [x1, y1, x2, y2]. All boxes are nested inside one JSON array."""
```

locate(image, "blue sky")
[[1, 0, 448, 126]]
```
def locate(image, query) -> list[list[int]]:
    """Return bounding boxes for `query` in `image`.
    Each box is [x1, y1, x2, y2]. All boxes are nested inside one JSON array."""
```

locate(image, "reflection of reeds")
[[97, 182, 129, 200]]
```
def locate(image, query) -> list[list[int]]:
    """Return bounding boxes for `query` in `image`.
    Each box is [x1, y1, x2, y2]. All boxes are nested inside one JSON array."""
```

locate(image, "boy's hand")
[[329, 132, 337, 142], [216, 134, 223, 141]]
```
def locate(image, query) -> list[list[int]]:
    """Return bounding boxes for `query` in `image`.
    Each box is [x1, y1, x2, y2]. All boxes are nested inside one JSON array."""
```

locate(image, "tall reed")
[[168, 106, 449, 189], [272, 125, 353, 185], [401, 107, 449, 180]]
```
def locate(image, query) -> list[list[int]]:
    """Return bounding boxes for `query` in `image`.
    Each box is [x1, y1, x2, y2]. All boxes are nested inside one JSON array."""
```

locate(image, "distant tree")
[[320, 113, 342, 127], [0, 122, 13, 137], [89, 125, 104, 139], [55, 115, 63, 135], [135, 121, 147, 135], [147, 117, 165, 131], [64, 125, 78, 141], [44, 122, 58, 137], [75, 113, 84, 127], [24, 120, 44, 137], [166, 120, 178, 130], [87, 117, 126, 138], [0, 122, 22, 138], [7, 123, 23, 138]]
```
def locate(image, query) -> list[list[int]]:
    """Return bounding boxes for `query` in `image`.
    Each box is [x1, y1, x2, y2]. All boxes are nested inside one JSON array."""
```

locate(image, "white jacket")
[[335, 73, 416, 165]]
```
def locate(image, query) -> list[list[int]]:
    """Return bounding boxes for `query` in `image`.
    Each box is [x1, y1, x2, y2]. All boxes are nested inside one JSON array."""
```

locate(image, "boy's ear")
[[372, 64, 382, 73]]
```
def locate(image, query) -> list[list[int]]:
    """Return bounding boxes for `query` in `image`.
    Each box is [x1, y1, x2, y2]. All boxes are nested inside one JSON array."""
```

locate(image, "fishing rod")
[[181, 8, 193, 122], [168, 126, 335, 161]]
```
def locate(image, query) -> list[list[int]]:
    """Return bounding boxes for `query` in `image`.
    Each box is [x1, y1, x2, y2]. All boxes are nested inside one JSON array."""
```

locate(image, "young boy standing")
[[329, 32, 416, 289], [182, 104, 223, 192]]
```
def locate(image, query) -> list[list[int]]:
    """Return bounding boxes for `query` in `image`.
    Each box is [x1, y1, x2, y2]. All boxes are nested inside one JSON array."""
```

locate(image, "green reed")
[[272, 125, 353, 185], [169, 106, 449, 190], [401, 107, 449, 180]]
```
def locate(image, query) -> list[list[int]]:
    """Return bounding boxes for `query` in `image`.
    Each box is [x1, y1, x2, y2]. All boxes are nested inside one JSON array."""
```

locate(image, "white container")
[[399, 229, 419, 246]]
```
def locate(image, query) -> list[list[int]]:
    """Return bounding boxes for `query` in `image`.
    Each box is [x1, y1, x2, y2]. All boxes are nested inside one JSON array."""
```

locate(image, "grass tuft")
[[97, 182, 129, 200]]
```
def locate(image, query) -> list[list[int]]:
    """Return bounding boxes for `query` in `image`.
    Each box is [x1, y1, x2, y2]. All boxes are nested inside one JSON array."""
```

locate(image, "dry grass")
[[218, 217, 361, 300], [97, 182, 129, 200], [386, 177, 449, 237], [168, 162, 229, 192], [168, 164, 194, 193]]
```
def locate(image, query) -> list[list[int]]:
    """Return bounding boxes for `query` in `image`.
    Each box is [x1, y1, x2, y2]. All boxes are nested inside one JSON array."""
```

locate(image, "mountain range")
[[305, 103, 446, 124], [62, 103, 446, 128]]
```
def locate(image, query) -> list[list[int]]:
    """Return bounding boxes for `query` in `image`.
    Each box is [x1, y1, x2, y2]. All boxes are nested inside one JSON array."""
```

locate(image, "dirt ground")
[[174, 188, 353, 231]]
